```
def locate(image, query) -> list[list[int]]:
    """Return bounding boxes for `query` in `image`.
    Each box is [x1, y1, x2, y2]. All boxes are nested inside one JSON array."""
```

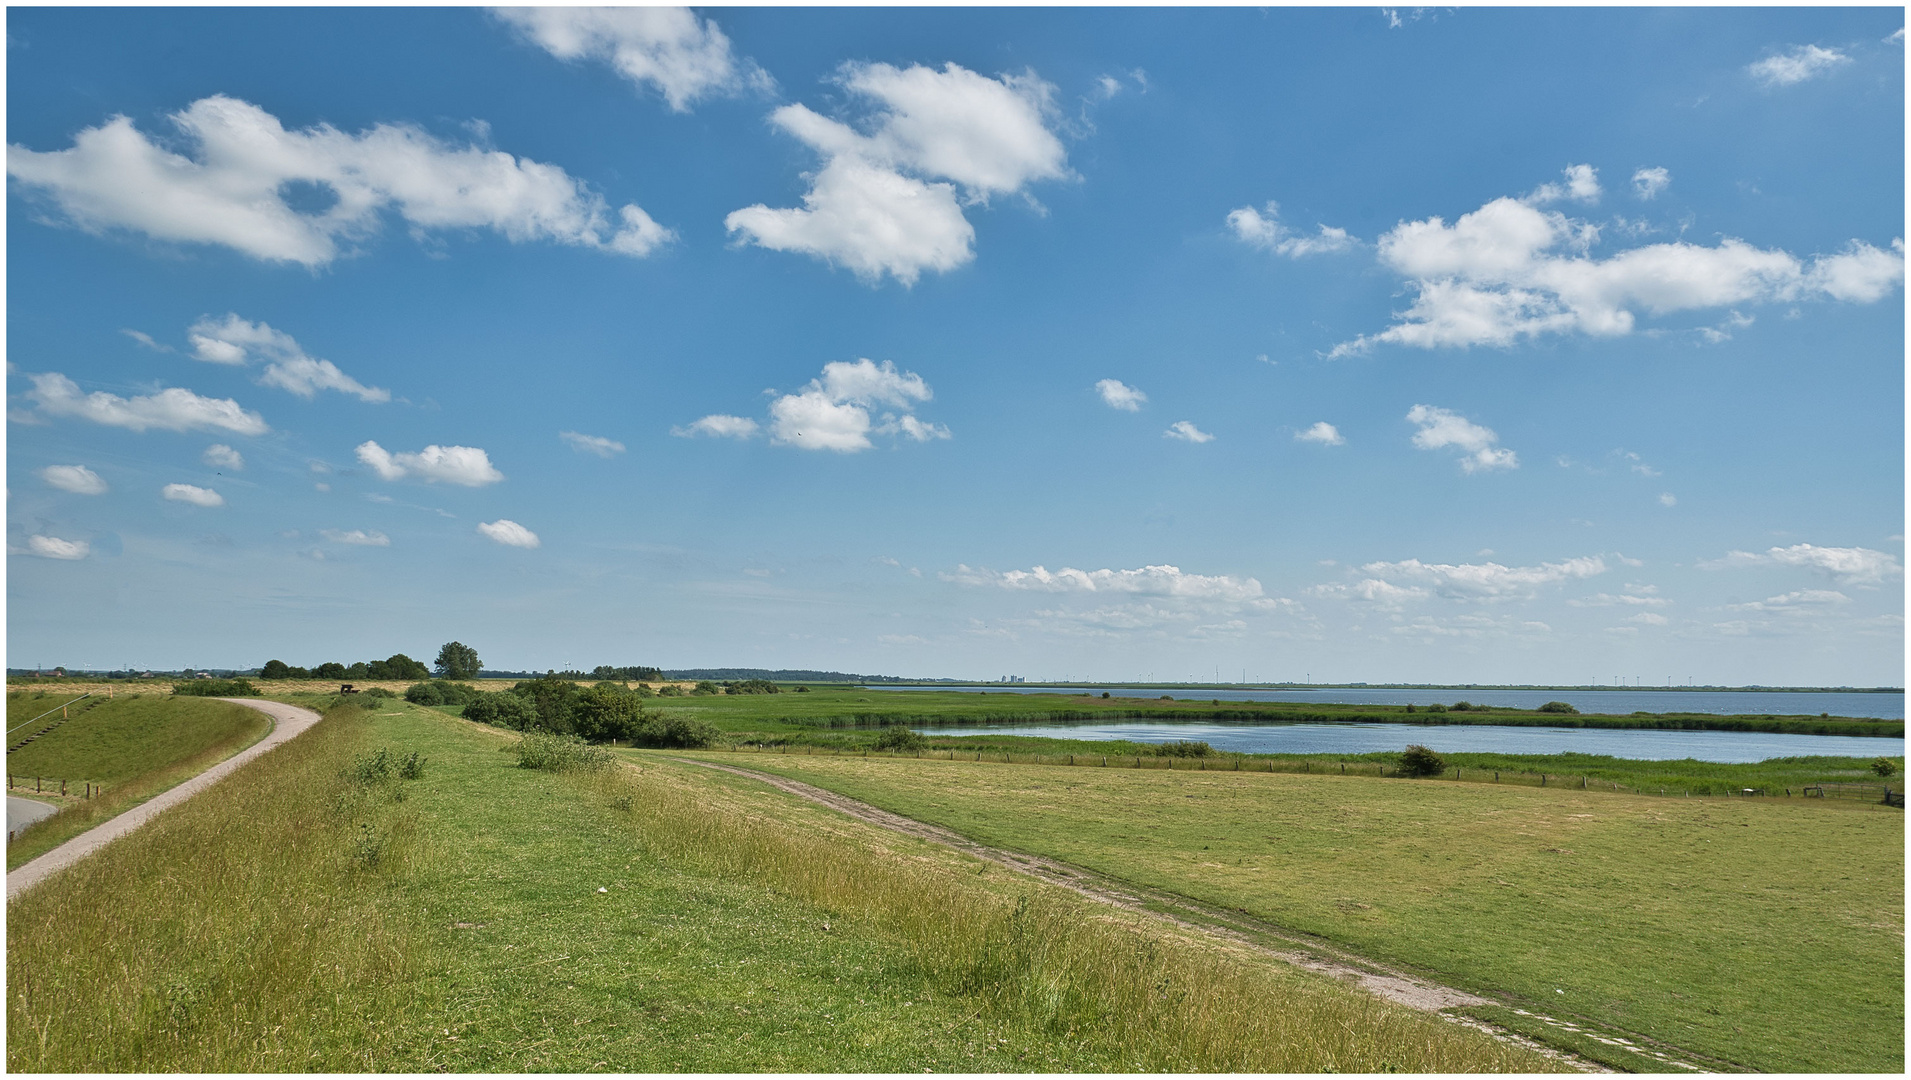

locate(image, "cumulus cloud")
[[203, 444, 244, 470], [1748, 44, 1851, 86], [1096, 378, 1147, 411], [25, 372, 269, 435], [7, 95, 671, 266], [1295, 421, 1345, 446], [355, 441, 504, 486], [187, 313, 388, 402], [493, 6, 770, 111], [1632, 166, 1670, 200], [726, 62, 1068, 285], [1572, 590, 1672, 608], [321, 528, 390, 546], [559, 430, 625, 457], [25, 535, 90, 560], [1406, 405, 1516, 472], [672, 414, 760, 439], [944, 562, 1266, 602], [162, 483, 224, 507], [1164, 420, 1214, 443], [1526, 163, 1602, 206], [1306, 578, 1431, 607], [681, 358, 947, 453], [41, 465, 107, 495], [1226, 201, 1358, 256], [1329, 182, 1903, 355], [1701, 543, 1902, 585], [1659, 492, 1677, 507], [1727, 589, 1851, 613], [1346, 554, 1608, 601], [477, 519, 541, 548], [1627, 611, 1669, 626]]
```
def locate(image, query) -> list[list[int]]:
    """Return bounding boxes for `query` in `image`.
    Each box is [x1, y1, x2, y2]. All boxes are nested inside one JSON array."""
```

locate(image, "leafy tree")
[[378, 653, 430, 681], [572, 685, 652, 742], [1398, 744, 1446, 777], [345, 662, 371, 679], [173, 678, 258, 697], [872, 726, 928, 752], [1872, 757, 1898, 778], [463, 692, 537, 730], [286, 666, 312, 679], [435, 641, 481, 680], [260, 659, 291, 679], [507, 674, 580, 734], [313, 661, 348, 679], [692, 680, 719, 696]]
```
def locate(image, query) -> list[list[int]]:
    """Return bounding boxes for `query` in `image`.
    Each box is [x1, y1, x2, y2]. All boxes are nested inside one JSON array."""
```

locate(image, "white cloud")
[[1226, 201, 1358, 256], [1307, 578, 1431, 607], [1526, 164, 1602, 205], [493, 7, 769, 111], [726, 62, 1068, 285], [25, 372, 269, 436], [1330, 187, 1903, 355], [40, 465, 107, 495], [1295, 421, 1344, 446], [355, 441, 504, 486], [745, 358, 945, 453], [321, 528, 390, 547], [26, 535, 89, 560], [944, 562, 1266, 602], [1627, 612, 1669, 626], [162, 483, 224, 507], [1355, 554, 1609, 601], [1748, 44, 1852, 87], [1406, 404, 1516, 472], [559, 430, 625, 457], [7, 95, 671, 266], [122, 328, 173, 353], [1573, 590, 1672, 608], [188, 313, 388, 403], [203, 444, 244, 470], [1728, 589, 1851, 613], [1703, 543, 1903, 585], [1164, 420, 1214, 443], [1632, 167, 1670, 200], [477, 519, 541, 548], [1658, 492, 1677, 507], [1096, 378, 1147, 411], [673, 414, 760, 439]]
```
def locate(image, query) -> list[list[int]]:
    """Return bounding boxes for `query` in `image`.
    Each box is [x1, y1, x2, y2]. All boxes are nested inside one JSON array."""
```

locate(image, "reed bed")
[[6, 703, 422, 1072], [597, 761, 1558, 1073]]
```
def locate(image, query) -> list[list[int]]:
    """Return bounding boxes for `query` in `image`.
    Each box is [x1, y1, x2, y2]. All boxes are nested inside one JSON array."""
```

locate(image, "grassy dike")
[[694, 750, 1904, 1073], [8, 699, 1555, 1073], [7, 696, 273, 870]]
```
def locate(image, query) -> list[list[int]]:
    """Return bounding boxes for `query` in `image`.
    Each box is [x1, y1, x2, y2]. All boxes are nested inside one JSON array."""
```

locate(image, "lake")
[[873, 684, 1904, 719], [914, 720, 1905, 763]]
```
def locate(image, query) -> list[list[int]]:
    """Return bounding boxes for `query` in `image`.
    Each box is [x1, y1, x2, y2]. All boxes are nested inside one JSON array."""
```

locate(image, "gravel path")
[[682, 757, 1614, 1072], [6, 699, 321, 902], [8, 796, 60, 833]]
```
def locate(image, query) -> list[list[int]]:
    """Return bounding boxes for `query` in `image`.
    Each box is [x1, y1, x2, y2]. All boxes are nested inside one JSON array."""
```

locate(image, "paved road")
[[6, 699, 322, 902], [7, 796, 59, 833]]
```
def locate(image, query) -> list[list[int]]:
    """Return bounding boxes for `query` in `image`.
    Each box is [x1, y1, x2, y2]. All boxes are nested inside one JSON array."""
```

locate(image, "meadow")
[[7, 699, 1553, 1073], [6, 694, 270, 869], [699, 748, 1905, 1073]]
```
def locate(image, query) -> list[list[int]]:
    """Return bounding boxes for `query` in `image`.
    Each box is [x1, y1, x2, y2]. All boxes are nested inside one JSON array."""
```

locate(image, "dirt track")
[[6, 699, 321, 902]]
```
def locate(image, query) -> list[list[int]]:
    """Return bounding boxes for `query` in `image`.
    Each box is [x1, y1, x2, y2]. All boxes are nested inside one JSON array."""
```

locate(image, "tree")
[[261, 659, 291, 679], [435, 641, 481, 681], [1872, 757, 1898, 778], [313, 661, 347, 680], [379, 653, 430, 681], [1398, 744, 1445, 777]]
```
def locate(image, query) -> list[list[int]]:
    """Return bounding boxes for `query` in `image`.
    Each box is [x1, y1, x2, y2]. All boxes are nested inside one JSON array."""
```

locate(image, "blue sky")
[[6, 6, 1904, 685]]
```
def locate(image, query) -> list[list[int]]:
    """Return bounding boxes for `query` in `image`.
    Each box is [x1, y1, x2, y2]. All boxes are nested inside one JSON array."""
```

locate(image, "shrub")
[[630, 715, 721, 749], [1101, 691, 1112, 698], [1450, 701, 1476, 712], [1398, 744, 1445, 777], [691, 680, 719, 696], [1871, 757, 1897, 778], [507, 675, 580, 734], [462, 692, 537, 730], [403, 682, 445, 706], [872, 726, 928, 752], [1157, 740, 1212, 758], [723, 678, 781, 695], [1537, 701, 1579, 714], [794, 685, 809, 693], [346, 748, 394, 785], [1424, 703, 1448, 713], [172, 678, 258, 697], [361, 686, 396, 700], [397, 752, 427, 780], [514, 732, 615, 772], [656, 684, 685, 697], [572, 685, 653, 743]]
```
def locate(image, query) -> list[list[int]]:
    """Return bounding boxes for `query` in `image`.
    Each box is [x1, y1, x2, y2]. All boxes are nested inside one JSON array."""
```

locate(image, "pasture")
[[702, 749, 1905, 1073]]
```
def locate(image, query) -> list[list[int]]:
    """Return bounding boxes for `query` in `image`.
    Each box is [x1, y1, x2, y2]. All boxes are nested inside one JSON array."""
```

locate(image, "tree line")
[[409, 674, 720, 748]]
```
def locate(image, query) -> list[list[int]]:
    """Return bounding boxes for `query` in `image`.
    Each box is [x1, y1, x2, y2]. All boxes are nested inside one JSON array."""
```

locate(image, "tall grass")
[[6, 703, 423, 1072], [594, 762, 1555, 1073]]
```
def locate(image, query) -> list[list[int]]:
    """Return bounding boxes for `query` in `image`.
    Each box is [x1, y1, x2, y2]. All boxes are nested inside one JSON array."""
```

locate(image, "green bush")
[[346, 748, 394, 785], [630, 714, 721, 749], [1537, 701, 1579, 714], [361, 686, 396, 700], [1425, 703, 1448, 713], [872, 726, 929, 752], [656, 684, 685, 697], [1398, 744, 1445, 777], [514, 732, 614, 772], [691, 680, 719, 696], [1157, 740, 1212, 758], [461, 692, 537, 730], [723, 678, 781, 695], [1450, 701, 1476, 712], [1871, 757, 1897, 778], [403, 682, 444, 706], [397, 752, 427, 780], [172, 678, 258, 697]]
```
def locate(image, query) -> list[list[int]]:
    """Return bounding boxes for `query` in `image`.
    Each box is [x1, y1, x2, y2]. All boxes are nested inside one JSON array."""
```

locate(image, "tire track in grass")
[[678, 756, 1730, 1073]]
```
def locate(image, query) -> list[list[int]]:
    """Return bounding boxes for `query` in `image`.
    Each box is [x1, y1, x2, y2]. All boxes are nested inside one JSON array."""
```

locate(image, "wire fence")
[[723, 743, 1903, 803], [7, 776, 104, 799]]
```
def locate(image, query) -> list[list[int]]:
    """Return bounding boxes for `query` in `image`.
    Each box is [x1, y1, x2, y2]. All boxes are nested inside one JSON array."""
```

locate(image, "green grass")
[[9, 700, 1553, 1073], [7, 696, 273, 869], [628, 685, 1903, 737], [696, 748, 1905, 1073]]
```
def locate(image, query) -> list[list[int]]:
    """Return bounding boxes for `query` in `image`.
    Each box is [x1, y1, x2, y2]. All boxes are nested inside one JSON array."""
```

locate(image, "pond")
[[914, 720, 1906, 763]]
